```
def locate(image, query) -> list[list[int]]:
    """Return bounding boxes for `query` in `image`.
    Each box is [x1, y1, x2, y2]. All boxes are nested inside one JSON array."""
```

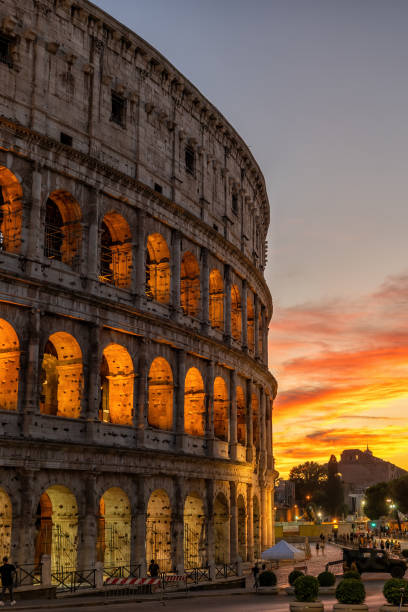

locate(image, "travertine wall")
[[0, 0, 277, 574]]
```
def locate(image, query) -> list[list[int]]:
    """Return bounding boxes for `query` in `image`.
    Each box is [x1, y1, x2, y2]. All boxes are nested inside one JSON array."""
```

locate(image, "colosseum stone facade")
[[0, 0, 277, 579]]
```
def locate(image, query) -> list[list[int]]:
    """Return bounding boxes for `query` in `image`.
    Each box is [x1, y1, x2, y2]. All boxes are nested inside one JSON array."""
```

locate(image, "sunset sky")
[[93, 0, 408, 477]]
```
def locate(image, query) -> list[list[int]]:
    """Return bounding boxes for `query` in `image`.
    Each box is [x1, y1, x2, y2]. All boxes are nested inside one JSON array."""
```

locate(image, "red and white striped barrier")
[[165, 575, 186, 582], [105, 577, 161, 586]]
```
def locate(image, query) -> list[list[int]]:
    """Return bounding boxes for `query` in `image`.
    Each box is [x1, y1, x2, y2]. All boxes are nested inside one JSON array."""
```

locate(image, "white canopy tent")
[[261, 539, 305, 561]]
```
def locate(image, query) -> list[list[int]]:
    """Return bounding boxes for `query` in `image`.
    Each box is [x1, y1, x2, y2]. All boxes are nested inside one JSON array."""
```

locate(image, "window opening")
[[44, 199, 64, 261], [180, 251, 200, 317], [146, 233, 171, 303], [185, 145, 195, 175], [111, 92, 126, 126], [213, 376, 228, 441], [0, 166, 23, 253], [154, 183, 163, 194], [209, 269, 224, 329], [43, 192, 82, 269], [99, 213, 132, 288], [232, 192, 238, 214], [60, 132, 73, 146], [0, 35, 12, 68]]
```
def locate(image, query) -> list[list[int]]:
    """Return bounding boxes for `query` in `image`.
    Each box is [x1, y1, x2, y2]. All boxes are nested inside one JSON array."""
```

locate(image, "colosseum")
[[0, 0, 277, 583]]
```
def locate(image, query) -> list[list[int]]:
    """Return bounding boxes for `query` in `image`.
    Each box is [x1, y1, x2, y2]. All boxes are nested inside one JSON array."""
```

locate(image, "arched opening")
[[253, 495, 260, 559], [44, 191, 82, 268], [34, 485, 78, 573], [252, 394, 260, 451], [181, 251, 200, 317], [99, 344, 134, 425], [40, 332, 83, 418], [236, 386, 246, 445], [237, 495, 246, 561], [148, 357, 173, 431], [0, 319, 19, 412], [0, 489, 11, 559], [183, 493, 206, 569], [231, 285, 242, 342], [214, 493, 229, 564], [209, 269, 224, 329], [97, 488, 131, 568], [100, 212, 132, 288], [213, 376, 228, 441], [247, 296, 254, 352], [146, 489, 172, 572], [0, 166, 23, 253], [258, 310, 263, 357], [184, 367, 205, 437], [146, 233, 170, 303]]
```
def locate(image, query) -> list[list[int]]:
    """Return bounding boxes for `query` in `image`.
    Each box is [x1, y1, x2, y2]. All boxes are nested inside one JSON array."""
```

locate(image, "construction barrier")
[[105, 577, 161, 586]]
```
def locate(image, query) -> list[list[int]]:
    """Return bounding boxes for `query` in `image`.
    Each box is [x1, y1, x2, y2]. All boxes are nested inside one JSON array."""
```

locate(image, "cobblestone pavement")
[[273, 543, 343, 586]]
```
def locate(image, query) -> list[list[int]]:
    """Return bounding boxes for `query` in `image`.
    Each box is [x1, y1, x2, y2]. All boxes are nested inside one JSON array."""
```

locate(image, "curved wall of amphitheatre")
[[0, 0, 277, 574]]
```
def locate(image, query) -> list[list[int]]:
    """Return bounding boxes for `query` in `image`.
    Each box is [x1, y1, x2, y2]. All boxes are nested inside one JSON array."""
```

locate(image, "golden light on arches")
[[148, 357, 173, 431], [213, 376, 228, 441], [252, 393, 260, 450], [236, 385, 246, 445], [231, 284, 242, 341], [181, 251, 200, 317], [0, 488, 12, 559], [44, 190, 82, 267], [146, 489, 172, 572], [183, 492, 207, 569], [247, 295, 255, 351], [0, 165, 23, 253], [97, 487, 131, 567], [184, 367, 205, 437], [100, 211, 132, 288], [209, 269, 224, 329], [146, 233, 170, 303], [258, 310, 263, 356], [100, 343, 134, 425], [0, 318, 19, 412]]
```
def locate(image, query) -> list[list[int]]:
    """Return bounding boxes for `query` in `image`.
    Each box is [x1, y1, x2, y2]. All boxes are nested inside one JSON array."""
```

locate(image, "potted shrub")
[[380, 578, 408, 612], [402, 551, 408, 559], [318, 571, 336, 594], [343, 571, 361, 581], [286, 570, 305, 595], [334, 578, 367, 612], [289, 575, 323, 612], [257, 570, 279, 595]]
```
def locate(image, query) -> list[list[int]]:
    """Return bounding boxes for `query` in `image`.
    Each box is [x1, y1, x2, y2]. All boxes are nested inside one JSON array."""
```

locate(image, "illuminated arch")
[[258, 310, 263, 356], [40, 332, 83, 418], [100, 211, 132, 288], [0, 318, 19, 412], [35, 485, 78, 573], [184, 492, 207, 569], [146, 233, 170, 303], [209, 269, 224, 329], [44, 190, 82, 268], [0, 489, 12, 559], [148, 357, 173, 431], [236, 386, 246, 445], [99, 344, 134, 425], [184, 367, 205, 437], [253, 495, 260, 558], [237, 494, 246, 561], [214, 492, 229, 564], [97, 488, 131, 567], [213, 376, 228, 441], [247, 296, 254, 351], [231, 285, 242, 341], [146, 489, 172, 572], [0, 166, 23, 253], [252, 393, 260, 451], [181, 251, 200, 317]]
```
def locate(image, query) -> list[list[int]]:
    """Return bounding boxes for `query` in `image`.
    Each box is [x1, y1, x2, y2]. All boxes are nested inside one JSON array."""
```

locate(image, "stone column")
[[86, 188, 100, 289], [200, 246, 210, 334], [205, 479, 215, 578], [85, 323, 101, 430], [266, 488, 273, 547], [175, 349, 186, 450], [135, 338, 148, 444], [229, 481, 238, 563], [133, 477, 147, 575], [229, 370, 238, 461], [12, 470, 36, 566], [171, 229, 181, 317], [223, 264, 231, 343], [26, 162, 42, 262], [254, 296, 260, 360], [260, 388, 266, 455], [246, 484, 254, 562], [22, 308, 41, 436], [134, 208, 146, 308], [262, 306, 268, 365], [266, 396, 273, 469], [77, 475, 98, 569], [205, 359, 215, 455], [171, 477, 184, 574], [241, 279, 248, 351], [260, 487, 267, 550], [246, 379, 254, 462]]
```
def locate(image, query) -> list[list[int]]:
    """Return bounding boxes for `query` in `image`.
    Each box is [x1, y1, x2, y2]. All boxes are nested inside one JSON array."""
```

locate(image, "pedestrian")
[[321, 540, 325, 556], [315, 541, 320, 556], [380, 540, 385, 550], [252, 562, 260, 589], [148, 559, 160, 577], [350, 561, 358, 573], [385, 539, 390, 551], [320, 533, 324, 542], [0, 556, 17, 607]]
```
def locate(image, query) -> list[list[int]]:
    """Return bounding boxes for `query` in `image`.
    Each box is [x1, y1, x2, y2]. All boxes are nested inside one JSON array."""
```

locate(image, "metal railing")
[[184, 567, 210, 583], [215, 563, 239, 579], [51, 568, 96, 592], [103, 564, 141, 580], [15, 564, 42, 587]]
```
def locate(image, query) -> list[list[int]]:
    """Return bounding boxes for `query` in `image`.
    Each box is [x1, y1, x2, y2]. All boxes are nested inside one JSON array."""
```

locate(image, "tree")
[[364, 482, 390, 520], [391, 476, 408, 515], [322, 455, 344, 518], [289, 461, 327, 506]]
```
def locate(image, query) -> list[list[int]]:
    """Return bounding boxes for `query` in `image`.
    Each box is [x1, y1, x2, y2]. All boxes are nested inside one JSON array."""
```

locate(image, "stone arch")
[[0, 165, 23, 253], [148, 357, 173, 431], [236, 386, 246, 445], [253, 495, 260, 559], [146, 489, 172, 572], [0, 318, 19, 412], [213, 376, 228, 441], [35, 485, 78, 573], [183, 492, 206, 569], [247, 296, 254, 351], [44, 190, 82, 268], [209, 269, 224, 329], [97, 487, 131, 568], [181, 251, 200, 317], [99, 343, 134, 425], [100, 211, 132, 288], [258, 310, 263, 356], [214, 492, 229, 564], [231, 284, 242, 341], [184, 367, 205, 437], [237, 494, 246, 561], [0, 488, 12, 559], [146, 233, 170, 303], [252, 393, 260, 451], [40, 332, 83, 418]]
